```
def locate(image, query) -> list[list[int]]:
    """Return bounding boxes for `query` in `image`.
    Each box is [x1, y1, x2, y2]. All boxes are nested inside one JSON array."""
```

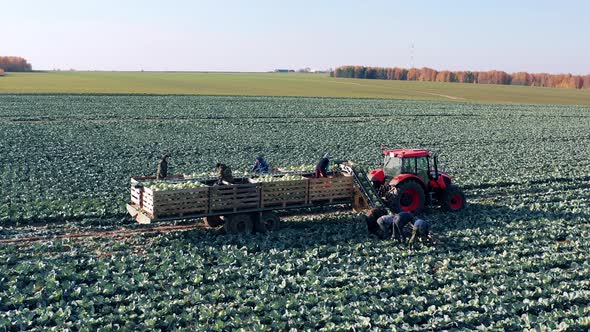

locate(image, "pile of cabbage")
[[254, 175, 306, 183], [141, 180, 207, 191]]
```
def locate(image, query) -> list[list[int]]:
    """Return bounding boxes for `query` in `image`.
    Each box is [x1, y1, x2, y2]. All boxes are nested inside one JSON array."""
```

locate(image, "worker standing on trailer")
[[156, 154, 170, 179], [408, 218, 431, 249], [251, 155, 270, 174], [216, 163, 234, 185], [315, 153, 331, 178], [391, 211, 415, 243]]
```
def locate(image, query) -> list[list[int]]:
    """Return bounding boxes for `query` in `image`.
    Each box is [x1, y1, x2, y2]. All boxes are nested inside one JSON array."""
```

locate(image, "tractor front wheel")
[[387, 180, 425, 213], [442, 185, 466, 211]]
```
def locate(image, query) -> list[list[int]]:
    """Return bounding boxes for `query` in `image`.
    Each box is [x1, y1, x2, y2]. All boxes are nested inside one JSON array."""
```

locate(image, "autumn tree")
[[406, 68, 419, 81], [0, 56, 32, 72], [418, 67, 437, 81], [511, 72, 531, 86], [331, 65, 589, 89], [435, 71, 452, 82]]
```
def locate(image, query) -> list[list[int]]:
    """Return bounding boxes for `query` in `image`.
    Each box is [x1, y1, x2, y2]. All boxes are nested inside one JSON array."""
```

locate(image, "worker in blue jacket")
[[408, 218, 431, 249], [390, 211, 415, 242], [366, 209, 414, 241], [251, 155, 270, 174]]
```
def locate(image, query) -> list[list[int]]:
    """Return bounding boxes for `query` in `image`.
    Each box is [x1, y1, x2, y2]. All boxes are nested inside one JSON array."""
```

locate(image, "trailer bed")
[[127, 173, 354, 224]]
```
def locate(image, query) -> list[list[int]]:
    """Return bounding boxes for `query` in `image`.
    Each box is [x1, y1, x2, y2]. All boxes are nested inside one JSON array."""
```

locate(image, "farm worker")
[[408, 218, 431, 249], [216, 163, 234, 185], [251, 155, 270, 174], [156, 154, 170, 179], [373, 214, 395, 239], [315, 153, 332, 178], [365, 208, 387, 237], [391, 211, 415, 243]]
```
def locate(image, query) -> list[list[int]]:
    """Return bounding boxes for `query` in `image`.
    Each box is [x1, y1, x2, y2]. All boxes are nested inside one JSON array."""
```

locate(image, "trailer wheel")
[[442, 185, 466, 211], [224, 214, 254, 234], [203, 216, 223, 228], [254, 212, 281, 232]]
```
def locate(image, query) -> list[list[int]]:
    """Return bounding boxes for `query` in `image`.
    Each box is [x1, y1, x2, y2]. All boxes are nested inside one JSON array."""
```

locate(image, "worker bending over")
[[389, 212, 415, 243], [366, 209, 415, 242], [365, 208, 387, 236], [315, 153, 331, 178], [408, 218, 432, 249]]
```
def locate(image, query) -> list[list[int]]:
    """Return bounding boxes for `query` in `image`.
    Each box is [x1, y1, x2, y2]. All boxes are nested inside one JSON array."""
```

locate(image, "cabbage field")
[[1, 95, 590, 330]]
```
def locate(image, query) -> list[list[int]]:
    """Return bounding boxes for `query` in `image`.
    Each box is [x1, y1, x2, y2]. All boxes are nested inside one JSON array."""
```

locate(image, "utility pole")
[[410, 43, 415, 68]]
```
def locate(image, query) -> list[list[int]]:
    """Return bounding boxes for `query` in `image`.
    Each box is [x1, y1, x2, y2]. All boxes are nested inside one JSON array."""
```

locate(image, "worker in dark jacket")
[[315, 153, 331, 178], [216, 163, 234, 185], [408, 218, 431, 249], [251, 155, 270, 174], [156, 154, 170, 179], [391, 211, 415, 243], [365, 208, 387, 236]]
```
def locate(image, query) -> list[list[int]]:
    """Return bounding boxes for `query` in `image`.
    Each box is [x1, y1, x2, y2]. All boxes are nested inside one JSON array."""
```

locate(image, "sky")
[[3, 0, 589, 74]]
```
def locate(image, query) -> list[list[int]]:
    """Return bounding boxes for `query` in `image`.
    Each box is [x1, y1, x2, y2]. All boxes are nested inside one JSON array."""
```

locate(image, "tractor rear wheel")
[[224, 214, 254, 234], [203, 216, 224, 228], [254, 212, 281, 232], [387, 180, 425, 213], [442, 185, 466, 211]]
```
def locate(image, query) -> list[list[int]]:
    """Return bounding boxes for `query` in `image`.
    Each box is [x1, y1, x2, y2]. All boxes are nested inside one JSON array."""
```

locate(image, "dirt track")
[[0, 223, 208, 244]]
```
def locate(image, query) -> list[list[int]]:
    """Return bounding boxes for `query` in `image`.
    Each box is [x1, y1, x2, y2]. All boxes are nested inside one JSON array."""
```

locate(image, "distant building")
[[274, 69, 293, 73], [297, 68, 329, 74]]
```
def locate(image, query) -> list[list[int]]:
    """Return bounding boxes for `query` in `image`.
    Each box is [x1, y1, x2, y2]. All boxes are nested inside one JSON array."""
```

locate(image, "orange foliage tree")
[[332, 65, 588, 89], [0, 56, 32, 72]]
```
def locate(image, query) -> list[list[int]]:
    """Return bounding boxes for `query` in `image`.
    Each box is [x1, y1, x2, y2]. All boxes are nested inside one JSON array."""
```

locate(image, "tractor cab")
[[370, 148, 437, 186], [382, 149, 435, 184], [368, 147, 464, 213]]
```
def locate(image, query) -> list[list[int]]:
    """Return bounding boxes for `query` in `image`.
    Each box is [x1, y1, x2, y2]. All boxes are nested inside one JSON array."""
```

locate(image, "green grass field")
[[1, 95, 590, 330], [1, 71, 589, 105]]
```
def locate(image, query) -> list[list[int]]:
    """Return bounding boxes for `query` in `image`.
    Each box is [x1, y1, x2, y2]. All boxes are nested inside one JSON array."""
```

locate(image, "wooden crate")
[[260, 179, 309, 208], [142, 186, 209, 218], [130, 187, 143, 206], [308, 175, 354, 204], [209, 183, 260, 213]]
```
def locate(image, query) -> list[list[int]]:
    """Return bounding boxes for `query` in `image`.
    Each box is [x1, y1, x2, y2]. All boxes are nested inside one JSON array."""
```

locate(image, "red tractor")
[[368, 148, 465, 213]]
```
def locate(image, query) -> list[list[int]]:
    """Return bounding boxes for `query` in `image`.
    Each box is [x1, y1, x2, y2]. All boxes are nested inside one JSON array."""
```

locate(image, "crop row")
[[1, 95, 589, 330], [1, 95, 589, 222]]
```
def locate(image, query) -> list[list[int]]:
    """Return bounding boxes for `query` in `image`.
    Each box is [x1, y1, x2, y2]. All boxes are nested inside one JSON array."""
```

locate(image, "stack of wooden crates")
[[130, 173, 354, 220]]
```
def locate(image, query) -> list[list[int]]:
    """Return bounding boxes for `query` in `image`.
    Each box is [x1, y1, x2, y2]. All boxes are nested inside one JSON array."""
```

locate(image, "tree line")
[[0, 56, 32, 72], [331, 66, 590, 89]]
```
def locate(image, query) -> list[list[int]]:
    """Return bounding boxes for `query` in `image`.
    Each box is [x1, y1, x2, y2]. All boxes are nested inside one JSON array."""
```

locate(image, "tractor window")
[[416, 157, 429, 180], [384, 156, 402, 176], [401, 158, 415, 174]]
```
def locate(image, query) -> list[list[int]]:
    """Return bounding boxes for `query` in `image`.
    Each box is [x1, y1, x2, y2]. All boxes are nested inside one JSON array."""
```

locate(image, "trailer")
[[126, 170, 369, 233]]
